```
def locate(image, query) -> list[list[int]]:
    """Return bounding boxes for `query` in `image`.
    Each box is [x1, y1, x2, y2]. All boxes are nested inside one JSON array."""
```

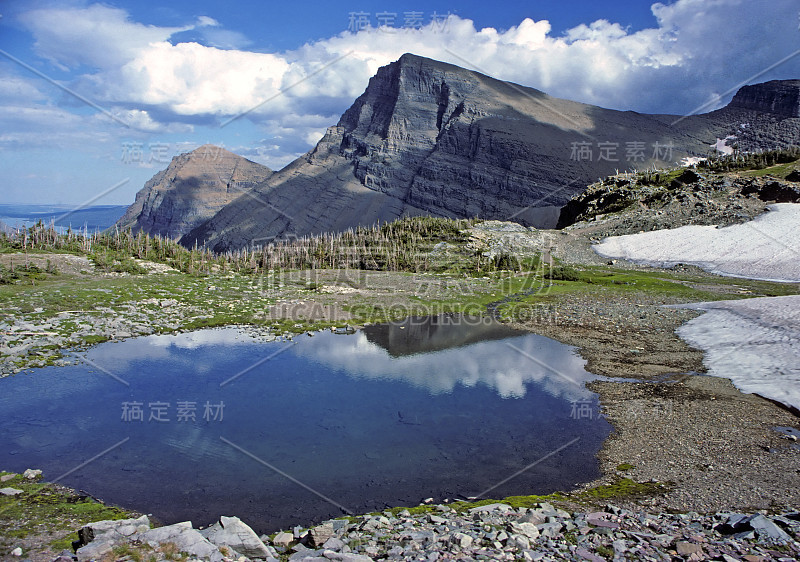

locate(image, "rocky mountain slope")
[[177, 55, 799, 251], [557, 152, 800, 236], [115, 145, 272, 240]]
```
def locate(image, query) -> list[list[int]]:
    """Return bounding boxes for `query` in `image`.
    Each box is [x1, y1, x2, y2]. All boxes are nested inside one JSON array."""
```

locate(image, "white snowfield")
[[677, 296, 800, 412], [595, 203, 800, 283], [593, 203, 800, 411]]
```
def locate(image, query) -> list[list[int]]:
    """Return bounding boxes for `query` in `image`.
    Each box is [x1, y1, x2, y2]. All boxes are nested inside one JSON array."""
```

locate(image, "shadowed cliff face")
[[115, 145, 272, 240], [729, 80, 800, 118], [177, 54, 800, 252]]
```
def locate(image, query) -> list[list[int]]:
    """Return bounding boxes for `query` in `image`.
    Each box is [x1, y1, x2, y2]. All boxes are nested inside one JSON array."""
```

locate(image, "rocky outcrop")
[[183, 54, 758, 252], [556, 167, 800, 235], [115, 145, 272, 240], [729, 80, 800, 118], [200, 516, 274, 559], [73, 515, 280, 562]]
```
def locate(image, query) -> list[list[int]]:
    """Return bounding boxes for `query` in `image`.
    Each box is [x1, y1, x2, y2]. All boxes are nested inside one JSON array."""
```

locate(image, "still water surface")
[[0, 316, 610, 532]]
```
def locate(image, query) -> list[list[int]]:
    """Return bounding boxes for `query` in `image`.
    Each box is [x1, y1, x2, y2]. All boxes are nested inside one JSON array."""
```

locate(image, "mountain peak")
[[182, 57, 800, 251], [189, 144, 235, 156], [729, 80, 800, 118], [115, 146, 272, 240]]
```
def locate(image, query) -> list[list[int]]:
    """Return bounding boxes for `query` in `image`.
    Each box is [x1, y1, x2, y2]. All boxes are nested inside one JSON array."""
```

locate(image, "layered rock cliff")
[[729, 80, 800, 118], [169, 55, 799, 251], [184, 54, 743, 251], [115, 145, 272, 240]]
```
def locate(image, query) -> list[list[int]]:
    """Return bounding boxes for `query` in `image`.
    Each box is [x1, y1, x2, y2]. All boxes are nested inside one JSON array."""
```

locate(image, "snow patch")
[[711, 135, 737, 155], [677, 295, 800, 412], [594, 203, 800, 282], [680, 156, 707, 167]]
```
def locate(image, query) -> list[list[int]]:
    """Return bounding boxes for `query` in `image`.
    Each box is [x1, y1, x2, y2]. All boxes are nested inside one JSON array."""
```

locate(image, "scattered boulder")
[[321, 537, 346, 551], [307, 523, 335, 548], [676, 541, 704, 556], [273, 531, 295, 548], [75, 516, 152, 562], [509, 521, 540, 540], [135, 521, 223, 562], [200, 515, 272, 559], [670, 169, 702, 188], [746, 514, 793, 543], [0, 488, 23, 496], [450, 532, 473, 549], [741, 179, 800, 202], [22, 469, 42, 479]]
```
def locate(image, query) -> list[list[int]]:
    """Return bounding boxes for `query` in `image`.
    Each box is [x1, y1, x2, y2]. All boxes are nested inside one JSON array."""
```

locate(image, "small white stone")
[[23, 469, 42, 479], [11, 547, 22, 556]]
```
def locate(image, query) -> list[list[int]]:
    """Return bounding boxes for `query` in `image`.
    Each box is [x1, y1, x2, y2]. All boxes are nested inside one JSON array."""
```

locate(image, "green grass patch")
[[82, 335, 108, 345], [380, 477, 666, 518], [740, 161, 800, 178], [0, 472, 138, 557]]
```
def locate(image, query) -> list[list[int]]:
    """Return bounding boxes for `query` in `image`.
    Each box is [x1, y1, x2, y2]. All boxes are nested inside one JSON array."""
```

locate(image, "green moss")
[[383, 492, 569, 518], [594, 544, 615, 559], [0, 476, 137, 557], [82, 335, 108, 345], [381, 479, 665, 523], [616, 463, 634, 471]]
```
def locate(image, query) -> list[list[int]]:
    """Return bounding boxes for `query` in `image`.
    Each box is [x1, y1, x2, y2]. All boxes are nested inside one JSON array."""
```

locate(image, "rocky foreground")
[[41, 501, 800, 562]]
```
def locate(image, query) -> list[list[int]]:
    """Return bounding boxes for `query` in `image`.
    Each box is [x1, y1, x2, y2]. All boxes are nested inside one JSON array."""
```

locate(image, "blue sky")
[[0, 0, 798, 206]]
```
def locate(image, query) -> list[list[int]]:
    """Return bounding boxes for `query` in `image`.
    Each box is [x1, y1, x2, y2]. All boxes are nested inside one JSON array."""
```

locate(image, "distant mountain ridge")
[[113, 54, 800, 251], [115, 145, 272, 240]]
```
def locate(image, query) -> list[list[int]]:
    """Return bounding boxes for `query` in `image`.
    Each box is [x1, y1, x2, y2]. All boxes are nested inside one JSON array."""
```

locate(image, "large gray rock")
[[22, 469, 42, 479], [509, 522, 540, 540], [745, 514, 793, 543], [135, 521, 224, 561], [200, 515, 272, 558], [307, 523, 335, 548], [75, 516, 151, 562], [273, 530, 295, 548]]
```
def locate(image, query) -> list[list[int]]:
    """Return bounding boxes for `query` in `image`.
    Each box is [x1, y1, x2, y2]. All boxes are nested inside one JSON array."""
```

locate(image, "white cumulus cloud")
[[7, 0, 800, 170]]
